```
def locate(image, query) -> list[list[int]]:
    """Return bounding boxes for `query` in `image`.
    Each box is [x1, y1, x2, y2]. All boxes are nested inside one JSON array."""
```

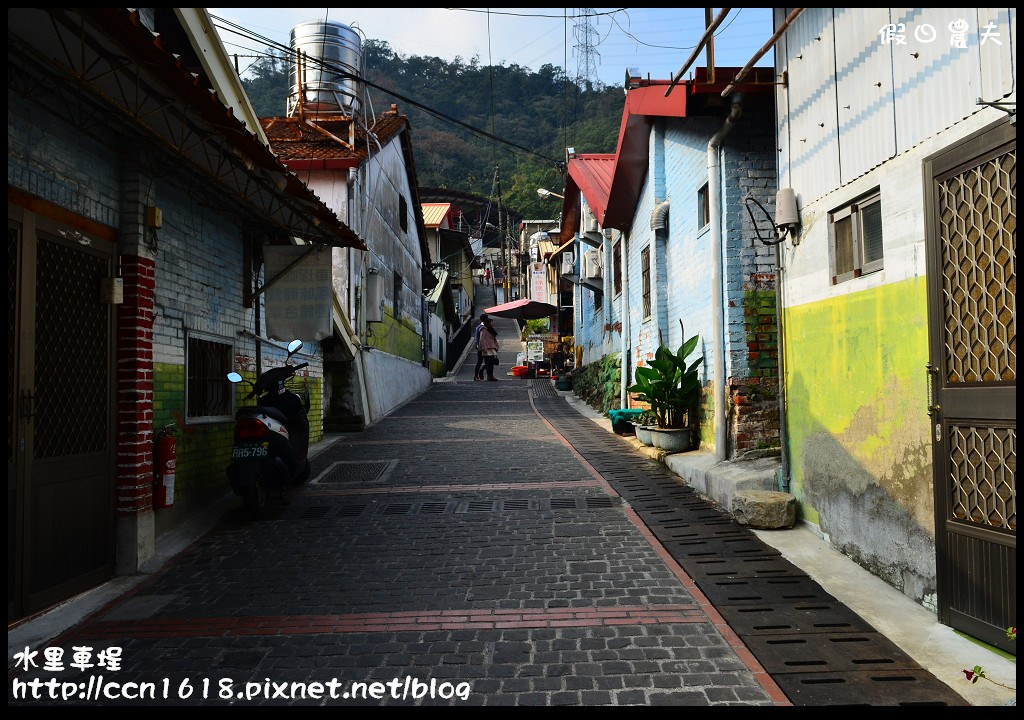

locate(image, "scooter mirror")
[[287, 339, 303, 355], [226, 372, 243, 383]]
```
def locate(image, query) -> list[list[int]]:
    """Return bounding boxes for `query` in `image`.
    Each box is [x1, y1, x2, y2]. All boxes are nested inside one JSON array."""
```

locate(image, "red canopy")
[[484, 298, 558, 321]]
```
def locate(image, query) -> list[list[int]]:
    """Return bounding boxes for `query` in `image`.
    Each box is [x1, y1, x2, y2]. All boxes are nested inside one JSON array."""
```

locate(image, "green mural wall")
[[783, 276, 934, 532], [368, 307, 423, 363], [153, 364, 323, 506]]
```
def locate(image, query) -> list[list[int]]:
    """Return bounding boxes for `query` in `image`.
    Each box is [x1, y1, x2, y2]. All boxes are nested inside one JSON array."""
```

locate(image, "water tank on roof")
[[287, 20, 362, 117]]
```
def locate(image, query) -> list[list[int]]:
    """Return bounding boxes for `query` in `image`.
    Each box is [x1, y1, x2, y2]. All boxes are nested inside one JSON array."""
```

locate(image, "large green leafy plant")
[[626, 336, 704, 429]]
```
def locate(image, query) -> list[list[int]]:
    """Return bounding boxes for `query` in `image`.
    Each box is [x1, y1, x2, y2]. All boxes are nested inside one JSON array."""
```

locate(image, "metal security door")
[[8, 205, 116, 620], [926, 121, 1016, 654]]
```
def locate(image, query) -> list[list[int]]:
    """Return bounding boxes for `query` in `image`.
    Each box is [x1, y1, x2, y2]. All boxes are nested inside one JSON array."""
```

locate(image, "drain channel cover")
[[314, 460, 397, 484]]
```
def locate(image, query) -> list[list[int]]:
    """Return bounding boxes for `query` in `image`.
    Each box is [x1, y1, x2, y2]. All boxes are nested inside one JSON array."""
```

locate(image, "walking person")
[[477, 315, 500, 381], [473, 314, 495, 381]]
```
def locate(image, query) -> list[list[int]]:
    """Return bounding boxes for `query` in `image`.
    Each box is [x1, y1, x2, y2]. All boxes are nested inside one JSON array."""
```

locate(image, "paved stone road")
[[7, 301, 790, 707]]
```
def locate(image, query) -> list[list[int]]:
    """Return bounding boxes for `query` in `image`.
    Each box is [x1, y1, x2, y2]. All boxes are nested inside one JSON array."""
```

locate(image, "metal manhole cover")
[[313, 459, 397, 484]]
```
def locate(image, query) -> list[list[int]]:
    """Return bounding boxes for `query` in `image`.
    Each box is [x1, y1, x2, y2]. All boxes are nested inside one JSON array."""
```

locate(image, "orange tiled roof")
[[261, 113, 407, 163]]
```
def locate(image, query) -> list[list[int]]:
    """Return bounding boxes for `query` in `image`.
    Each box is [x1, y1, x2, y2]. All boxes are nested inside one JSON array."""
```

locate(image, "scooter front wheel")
[[242, 482, 269, 519]]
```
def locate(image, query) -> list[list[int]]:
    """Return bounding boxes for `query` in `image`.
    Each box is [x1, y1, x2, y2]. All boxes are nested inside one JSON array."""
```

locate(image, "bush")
[[571, 353, 621, 414]]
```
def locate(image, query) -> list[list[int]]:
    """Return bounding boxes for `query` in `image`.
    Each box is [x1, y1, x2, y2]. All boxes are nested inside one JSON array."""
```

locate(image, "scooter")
[[226, 339, 311, 518]]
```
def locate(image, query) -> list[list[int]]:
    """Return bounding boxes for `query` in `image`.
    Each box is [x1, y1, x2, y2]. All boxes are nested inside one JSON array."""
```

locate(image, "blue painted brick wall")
[[8, 97, 120, 227]]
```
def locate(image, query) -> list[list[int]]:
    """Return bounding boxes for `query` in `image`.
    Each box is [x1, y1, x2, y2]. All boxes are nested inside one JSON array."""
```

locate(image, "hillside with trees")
[[242, 41, 625, 220]]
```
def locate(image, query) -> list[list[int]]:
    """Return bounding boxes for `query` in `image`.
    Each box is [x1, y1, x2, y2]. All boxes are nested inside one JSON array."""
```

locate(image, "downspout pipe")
[[708, 95, 744, 462], [619, 231, 630, 408]]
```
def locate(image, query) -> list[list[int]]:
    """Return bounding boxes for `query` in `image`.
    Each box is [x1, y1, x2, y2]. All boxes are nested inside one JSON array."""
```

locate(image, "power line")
[[446, 7, 626, 20]]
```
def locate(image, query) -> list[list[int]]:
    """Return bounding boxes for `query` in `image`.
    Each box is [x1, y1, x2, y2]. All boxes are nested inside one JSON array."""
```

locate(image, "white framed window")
[[829, 190, 883, 284], [697, 183, 710, 229], [641, 246, 652, 319], [185, 331, 234, 423]]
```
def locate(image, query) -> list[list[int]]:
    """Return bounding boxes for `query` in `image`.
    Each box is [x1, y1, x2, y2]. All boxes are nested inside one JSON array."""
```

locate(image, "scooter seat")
[[237, 405, 289, 425]]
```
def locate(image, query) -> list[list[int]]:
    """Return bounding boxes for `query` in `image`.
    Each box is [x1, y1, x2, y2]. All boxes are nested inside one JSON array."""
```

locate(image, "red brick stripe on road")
[[528, 391, 792, 707], [76, 606, 709, 640], [303, 480, 606, 496], [527, 393, 621, 499]]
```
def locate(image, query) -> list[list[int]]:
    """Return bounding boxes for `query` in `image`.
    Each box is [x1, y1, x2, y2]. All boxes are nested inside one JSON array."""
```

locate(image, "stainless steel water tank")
[[287, 20, 362, 116]]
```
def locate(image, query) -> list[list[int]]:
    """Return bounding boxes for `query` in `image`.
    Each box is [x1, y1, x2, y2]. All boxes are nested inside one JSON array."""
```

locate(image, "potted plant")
[[633, 411, 658, 446], [626, 335, 703, 453]]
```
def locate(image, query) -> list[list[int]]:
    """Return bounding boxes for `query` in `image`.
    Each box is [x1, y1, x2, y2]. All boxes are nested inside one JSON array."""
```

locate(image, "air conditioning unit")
[[560, 250, 575, 275], [584, 248, 603, 280], [582, 205, 599, 233]]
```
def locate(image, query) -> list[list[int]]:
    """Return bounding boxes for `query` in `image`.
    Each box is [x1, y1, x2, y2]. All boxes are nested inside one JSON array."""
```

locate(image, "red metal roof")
[[568, 154, 615, 224], [599, 68, 774, 232], [558, 154, 615, 244]]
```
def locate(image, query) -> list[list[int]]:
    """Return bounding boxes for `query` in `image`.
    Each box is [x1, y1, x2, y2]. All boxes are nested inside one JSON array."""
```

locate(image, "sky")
[[208, 7, 775, 89]]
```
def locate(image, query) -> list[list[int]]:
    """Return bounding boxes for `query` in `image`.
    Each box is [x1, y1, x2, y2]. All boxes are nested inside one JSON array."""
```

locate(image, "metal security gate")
[[926, 121, 1016, 654], [8, 204, 116, 621]]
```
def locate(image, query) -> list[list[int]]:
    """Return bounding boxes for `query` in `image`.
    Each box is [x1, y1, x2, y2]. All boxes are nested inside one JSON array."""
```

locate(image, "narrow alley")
[[7, 289, 973, 708]]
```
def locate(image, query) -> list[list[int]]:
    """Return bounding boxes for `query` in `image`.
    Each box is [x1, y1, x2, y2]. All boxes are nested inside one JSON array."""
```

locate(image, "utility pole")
[[496, 166, 510, 303]]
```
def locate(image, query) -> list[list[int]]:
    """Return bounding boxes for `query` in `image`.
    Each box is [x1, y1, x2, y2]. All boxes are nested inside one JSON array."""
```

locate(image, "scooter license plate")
[[232, 445, 269, 460]]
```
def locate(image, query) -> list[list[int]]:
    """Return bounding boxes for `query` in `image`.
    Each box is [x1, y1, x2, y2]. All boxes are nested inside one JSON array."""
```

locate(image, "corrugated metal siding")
[[787, 7, 841, 204], [834, 7, 897, 184], [891, 7, 983, 154], [979, 7, 1016, 100], [775, 7, 792, 191], [421, 203, 451, 229]]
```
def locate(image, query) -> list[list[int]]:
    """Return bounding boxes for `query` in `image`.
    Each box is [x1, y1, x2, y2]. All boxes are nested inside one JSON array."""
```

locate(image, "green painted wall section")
[[153, 364, 323, 505], [784, 277, 934, 531], [429, 358, 447, 377], [368, 307, 423, 363]]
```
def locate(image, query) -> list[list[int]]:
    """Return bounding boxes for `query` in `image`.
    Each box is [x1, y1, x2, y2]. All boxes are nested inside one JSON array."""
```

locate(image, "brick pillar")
[[115, 254, 156, 573]]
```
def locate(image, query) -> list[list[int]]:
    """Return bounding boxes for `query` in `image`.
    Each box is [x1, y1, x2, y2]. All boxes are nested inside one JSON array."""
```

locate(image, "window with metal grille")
[[613, 239, 622, 295], [829, 190, 883, 284], [698, 183, 710, 229], [641, 246, 651, 319], [186, 334, 233, 422], [393, 271, 402, 318]]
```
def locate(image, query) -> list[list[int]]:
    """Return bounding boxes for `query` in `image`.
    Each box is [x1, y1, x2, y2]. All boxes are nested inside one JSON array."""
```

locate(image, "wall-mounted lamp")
[[537, 188, 564, 200], [744, 189, 801, 246]]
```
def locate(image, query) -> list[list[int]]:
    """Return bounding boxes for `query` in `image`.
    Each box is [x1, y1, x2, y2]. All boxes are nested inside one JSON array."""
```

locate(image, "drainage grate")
[[420, 502, 450, 514], [695, 576, 836, 606], [716, 603, 875, 636], [772, 670, 967, 706], [299, 505, 332, 519], [381, 503, 413, 515], [745, 633, 918, 674], [503, 499, 532, 510], [550, 498, 578, 510], [465, 500, 497, 513], [337, 503, 369, 518], [584, 497, 615, 509], [684, 555, 807, 578], [314, 460, 397, 484]]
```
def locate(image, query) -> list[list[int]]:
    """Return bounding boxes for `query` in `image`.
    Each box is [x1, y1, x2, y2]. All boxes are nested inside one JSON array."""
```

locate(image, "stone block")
[[731, 489, 796, 529]]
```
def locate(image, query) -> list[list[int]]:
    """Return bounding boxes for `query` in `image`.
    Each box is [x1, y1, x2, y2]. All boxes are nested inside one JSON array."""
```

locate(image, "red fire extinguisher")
[[154, 424, 177, 509]]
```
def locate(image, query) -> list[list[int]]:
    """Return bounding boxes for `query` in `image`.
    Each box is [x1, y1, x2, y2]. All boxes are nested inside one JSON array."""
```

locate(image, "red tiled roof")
[[261, 114, 407, 167]]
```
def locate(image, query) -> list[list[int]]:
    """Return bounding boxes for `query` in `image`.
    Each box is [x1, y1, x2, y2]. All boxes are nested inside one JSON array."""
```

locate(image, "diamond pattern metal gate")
[[8, 207, 116, 621], [927, 121, 1016, 653]]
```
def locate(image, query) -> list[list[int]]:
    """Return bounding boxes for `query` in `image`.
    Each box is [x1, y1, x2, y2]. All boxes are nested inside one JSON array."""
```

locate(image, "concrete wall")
[[361, 348, 432, 421]]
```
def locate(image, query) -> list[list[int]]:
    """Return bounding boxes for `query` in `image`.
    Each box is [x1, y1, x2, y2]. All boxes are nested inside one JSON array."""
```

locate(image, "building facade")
[[773, 7, 1015, 651]]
